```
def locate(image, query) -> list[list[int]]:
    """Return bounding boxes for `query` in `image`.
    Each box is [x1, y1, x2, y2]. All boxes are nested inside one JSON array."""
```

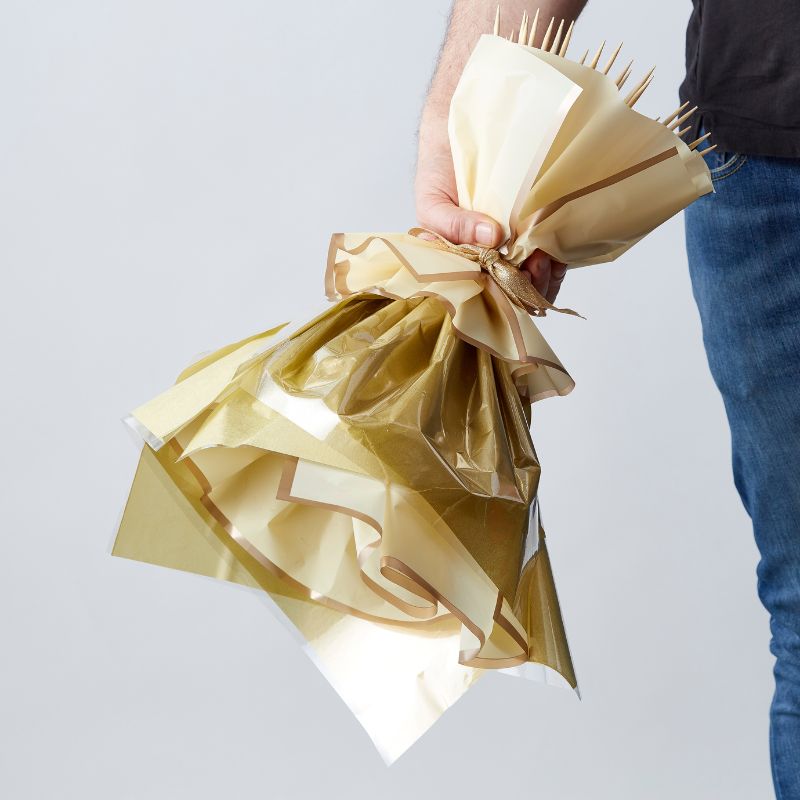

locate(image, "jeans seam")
[[771, 719, 784, 800], [711, 154, 748, 182]]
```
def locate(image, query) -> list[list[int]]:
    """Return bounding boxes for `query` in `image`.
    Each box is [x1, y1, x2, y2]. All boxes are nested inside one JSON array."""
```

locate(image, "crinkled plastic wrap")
[[114, 33, 712, 763]]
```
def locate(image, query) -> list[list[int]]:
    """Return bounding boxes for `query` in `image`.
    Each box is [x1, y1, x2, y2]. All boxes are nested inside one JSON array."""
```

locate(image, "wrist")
[[419, 103, 450, 157]]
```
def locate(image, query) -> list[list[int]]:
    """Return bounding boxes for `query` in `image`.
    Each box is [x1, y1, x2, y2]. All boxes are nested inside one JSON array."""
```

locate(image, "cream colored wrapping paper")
[[327, 35, 712, 380], [114, 29, 713, 764]]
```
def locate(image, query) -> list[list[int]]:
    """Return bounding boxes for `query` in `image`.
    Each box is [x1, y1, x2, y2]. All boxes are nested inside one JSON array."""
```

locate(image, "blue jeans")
[[685, 148, 800, 798]]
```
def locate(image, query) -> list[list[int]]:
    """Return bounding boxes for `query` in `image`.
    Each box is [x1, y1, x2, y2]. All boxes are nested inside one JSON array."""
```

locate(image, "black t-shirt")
[[679, 0, 800, 157]]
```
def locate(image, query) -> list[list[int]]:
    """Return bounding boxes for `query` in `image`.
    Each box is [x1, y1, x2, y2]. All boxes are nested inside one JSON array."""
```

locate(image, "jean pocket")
[[695, 127, 747, 181], [706, 150, 747, 181]]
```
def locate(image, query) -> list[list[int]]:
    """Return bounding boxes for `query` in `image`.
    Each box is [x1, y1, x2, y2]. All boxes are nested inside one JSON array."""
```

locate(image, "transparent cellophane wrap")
[[115, 34, 712, 763]]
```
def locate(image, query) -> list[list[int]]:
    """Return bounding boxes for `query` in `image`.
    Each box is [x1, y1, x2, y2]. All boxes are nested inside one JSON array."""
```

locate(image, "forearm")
[[420, 0, 589, 150], [415, 1, 586, 296]]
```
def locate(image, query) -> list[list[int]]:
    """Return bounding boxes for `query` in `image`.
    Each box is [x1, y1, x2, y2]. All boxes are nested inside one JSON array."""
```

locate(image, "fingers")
[[417, 195, 503, 247], [523, 250, 552, 296], [547, 261, 568, 303], [416, 149, 503, 246], [522, 250, 568, 303], [415, 155, 567, 298]]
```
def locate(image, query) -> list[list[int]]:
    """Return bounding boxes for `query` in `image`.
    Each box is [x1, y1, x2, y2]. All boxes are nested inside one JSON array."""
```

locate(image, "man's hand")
[[415, 0, 584, 304], [415, 131, 568, 303]]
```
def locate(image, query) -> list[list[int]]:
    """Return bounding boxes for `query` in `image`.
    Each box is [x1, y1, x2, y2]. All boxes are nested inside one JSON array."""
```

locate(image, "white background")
[[0, 1, 773, 797]]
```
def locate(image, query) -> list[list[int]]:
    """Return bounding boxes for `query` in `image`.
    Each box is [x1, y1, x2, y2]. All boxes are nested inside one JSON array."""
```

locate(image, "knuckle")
[[523, 261, 540, 277], [455, 213, 474, 244]]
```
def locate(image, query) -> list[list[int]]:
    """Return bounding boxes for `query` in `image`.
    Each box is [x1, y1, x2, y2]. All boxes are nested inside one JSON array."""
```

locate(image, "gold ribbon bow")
[[408, 227, 582, 319]]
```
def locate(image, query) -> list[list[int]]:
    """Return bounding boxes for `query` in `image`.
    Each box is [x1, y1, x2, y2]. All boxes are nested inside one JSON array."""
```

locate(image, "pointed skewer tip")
[[668, 105, 698, 130], [527, 8, 540, 46], [624, 69, 655, 105], [688, 131, 713, 150], [550, 18, 565, 53], [602, 42, 623, 74], [589, 40, 606, 69], [558, 20, 575, 57], [518, 9, 528, 44], [663, 100, 690, 126], [540, 16, 555, 50]]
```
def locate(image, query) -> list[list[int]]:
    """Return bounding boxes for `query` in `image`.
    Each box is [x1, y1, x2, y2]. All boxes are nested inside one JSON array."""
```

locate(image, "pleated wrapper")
[[114, 34, 712, 763]]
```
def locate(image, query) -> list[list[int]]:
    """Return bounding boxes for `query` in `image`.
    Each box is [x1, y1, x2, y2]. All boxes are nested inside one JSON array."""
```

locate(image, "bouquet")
[[114, 9, 713, 763]]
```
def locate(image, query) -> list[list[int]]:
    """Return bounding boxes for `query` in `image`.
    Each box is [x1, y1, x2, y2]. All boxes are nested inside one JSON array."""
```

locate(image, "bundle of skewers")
[[495, 6, 715, 157]]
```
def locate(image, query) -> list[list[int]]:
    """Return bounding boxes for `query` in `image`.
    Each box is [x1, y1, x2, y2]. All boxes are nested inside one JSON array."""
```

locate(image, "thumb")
[[418, 199, 503, 247]]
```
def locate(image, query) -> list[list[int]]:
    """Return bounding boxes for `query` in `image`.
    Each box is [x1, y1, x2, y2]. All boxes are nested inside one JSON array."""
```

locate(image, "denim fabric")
[[685, 146, 800, 798]]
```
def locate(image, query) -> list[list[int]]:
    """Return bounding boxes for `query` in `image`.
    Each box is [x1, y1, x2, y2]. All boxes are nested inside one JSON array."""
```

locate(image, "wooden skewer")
[[624, 67, 655, 105], [697, 144, 717, 156], [663, 101, 690, 127], [615, 61, 633, 88], [688, 131, 712, 150], [588, 40, 605, 69], [493, 5, 500, 36], [602, 42, 623, 74], [668, 105, 697, 130], [627, 74, 654, 107], [550, 18, 565, 53], [527, 8, 540, 46], [578, 48, 589, 65], [675, 125, 690, 137], [540, 16, 555, 50], [558, 19, 574, 57], [518, 9, 528, 43]]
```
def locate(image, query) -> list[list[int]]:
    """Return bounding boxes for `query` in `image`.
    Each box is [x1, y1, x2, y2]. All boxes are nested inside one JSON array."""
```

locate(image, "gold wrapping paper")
[[114, 30, 712, 762], [115, 418, 483, 765], [116, 297, 574, 761], [120, 296, 574, 667]]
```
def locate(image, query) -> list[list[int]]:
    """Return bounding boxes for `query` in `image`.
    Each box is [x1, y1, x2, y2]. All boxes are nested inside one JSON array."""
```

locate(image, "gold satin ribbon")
[[407, 227, 582, 319]]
